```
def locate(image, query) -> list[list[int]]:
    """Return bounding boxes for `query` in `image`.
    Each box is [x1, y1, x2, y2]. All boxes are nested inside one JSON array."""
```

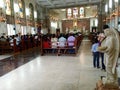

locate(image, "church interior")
[[0, 0, 120, 90]]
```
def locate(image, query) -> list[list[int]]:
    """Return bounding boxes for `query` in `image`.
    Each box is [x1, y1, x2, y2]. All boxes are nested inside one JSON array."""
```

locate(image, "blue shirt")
[[91, 43, 99, 52]]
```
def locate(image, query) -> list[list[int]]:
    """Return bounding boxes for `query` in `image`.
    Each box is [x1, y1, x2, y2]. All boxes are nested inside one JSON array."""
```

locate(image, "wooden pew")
[[0, 39, 21, 54], [41, 35, 83, 56], [0, 41, 13, 54]]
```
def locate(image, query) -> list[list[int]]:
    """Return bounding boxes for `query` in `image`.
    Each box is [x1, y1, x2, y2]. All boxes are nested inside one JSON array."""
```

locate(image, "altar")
[[62, 18, 90, 34]]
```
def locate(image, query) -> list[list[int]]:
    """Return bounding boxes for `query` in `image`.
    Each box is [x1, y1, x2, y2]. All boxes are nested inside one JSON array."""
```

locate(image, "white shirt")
[[58, 36, 66, 47]]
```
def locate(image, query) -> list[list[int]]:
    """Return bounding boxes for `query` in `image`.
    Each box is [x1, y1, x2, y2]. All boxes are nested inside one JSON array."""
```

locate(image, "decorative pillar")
[[98, 1, 106, 32], [98, 3, 103, 32]]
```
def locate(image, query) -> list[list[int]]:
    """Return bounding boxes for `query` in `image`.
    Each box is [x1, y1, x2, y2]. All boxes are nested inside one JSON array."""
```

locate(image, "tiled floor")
[[0, 39, 107, 90]]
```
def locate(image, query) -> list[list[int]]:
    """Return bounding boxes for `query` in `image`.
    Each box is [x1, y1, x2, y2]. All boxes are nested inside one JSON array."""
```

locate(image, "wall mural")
[[5, 0, 11, 15], [18, 0, 25, 18]]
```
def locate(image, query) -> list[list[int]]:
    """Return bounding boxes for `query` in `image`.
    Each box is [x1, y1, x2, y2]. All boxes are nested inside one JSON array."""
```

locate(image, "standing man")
[[91, 38, 100, 68]]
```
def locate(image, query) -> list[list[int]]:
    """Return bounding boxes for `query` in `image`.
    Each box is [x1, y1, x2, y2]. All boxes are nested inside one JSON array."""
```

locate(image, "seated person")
[[58, 34, 66, 48], [67, 32, 76, 53], [14, 34, 21, 50], [51, 34, 58, 48], [58, 34, 66, 54], [0, 36, 7, 42], [9, 35, 15, 47], [51, 34, 58, 53], [43, 36, 51, 53]]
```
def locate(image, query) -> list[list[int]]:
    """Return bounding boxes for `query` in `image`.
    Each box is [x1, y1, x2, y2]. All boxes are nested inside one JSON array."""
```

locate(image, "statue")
[[98, 25, 120, 88]]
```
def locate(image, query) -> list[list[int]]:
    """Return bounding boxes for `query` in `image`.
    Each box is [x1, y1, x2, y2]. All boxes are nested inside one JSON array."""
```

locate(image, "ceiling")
[[37, 0, 101, 9]]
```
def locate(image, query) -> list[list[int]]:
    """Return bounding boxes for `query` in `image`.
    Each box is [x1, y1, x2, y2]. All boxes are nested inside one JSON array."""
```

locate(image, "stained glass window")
[[73, 7, 78, 18], [80, 7, 84, 18], [67, 8, 72, 19]]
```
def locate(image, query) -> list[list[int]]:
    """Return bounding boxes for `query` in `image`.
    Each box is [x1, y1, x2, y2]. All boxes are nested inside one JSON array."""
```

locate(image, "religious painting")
[[5, 0, 11, 15], [29, 3, 34, 20], [73, 7, 78, 18], [18, 0, 25, 18]]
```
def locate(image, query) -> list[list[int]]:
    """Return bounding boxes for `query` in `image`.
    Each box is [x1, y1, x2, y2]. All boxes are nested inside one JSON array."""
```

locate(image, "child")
[[91, 39, 100, 68]]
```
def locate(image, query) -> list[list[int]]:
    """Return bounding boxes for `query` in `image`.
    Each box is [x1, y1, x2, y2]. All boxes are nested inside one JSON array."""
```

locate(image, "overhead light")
[[86, 6, 90, 9], [115, 0, 118, 2], [61, 9, 66, 11]]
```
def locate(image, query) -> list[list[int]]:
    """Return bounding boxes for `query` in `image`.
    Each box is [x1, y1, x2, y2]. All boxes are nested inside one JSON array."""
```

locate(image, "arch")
[[29, 3, 34, 20]]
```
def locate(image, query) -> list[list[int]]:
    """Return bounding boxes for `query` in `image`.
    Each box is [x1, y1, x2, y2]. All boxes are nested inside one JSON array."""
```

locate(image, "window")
[[73, 7, 78, 18], [67, 8, 72, 19], [51, 21, 57, 29], [80, 7, 84, 18], [31, 27, 36, 34], [7, 24, 15, 35], [21, 26, 27, 35]]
